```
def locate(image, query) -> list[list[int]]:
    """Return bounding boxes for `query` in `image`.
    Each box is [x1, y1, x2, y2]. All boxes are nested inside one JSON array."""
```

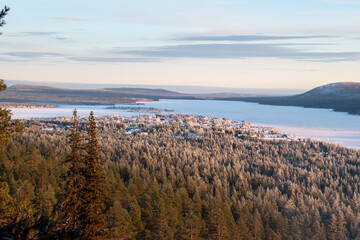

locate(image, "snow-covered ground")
[[9, 99, 360, 149]]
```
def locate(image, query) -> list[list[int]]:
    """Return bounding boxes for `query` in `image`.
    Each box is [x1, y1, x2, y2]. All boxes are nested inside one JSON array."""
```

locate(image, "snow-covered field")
[[10, 99, 360, 149]]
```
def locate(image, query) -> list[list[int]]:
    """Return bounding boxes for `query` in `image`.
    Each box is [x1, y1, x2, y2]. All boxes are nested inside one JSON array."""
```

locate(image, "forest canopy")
[[0, 115, 359, 239]]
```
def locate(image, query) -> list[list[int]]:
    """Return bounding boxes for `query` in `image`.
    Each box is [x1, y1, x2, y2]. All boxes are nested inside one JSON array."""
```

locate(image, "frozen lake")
[[10, 99, 360, 149]]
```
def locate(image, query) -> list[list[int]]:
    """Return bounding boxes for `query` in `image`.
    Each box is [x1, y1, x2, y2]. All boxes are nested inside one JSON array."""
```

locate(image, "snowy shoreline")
[[10, 99, 360, 149]]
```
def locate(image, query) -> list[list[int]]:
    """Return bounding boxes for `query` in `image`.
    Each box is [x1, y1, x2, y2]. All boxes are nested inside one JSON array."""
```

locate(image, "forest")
[[1, 1, 360, 239], [1, 113, 360, 239]]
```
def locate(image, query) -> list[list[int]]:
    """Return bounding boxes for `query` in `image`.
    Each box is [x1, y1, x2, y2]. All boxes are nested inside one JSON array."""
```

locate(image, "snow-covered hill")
[[301, 82, 360, 98]]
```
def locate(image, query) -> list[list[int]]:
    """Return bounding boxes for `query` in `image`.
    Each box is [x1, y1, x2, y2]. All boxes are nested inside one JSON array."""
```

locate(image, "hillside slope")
[[1, 82, 359, 114], [0, 84, 195, 104], [229, 82, 360, 115], [1, 116, 360, 238]]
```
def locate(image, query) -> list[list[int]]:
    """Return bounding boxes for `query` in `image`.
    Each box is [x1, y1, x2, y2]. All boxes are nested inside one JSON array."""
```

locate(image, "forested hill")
[[2, 82, 360, 114], [229, 82, 360, 115], [0, 84, 261, 106], [0, 84, 196, 104], [1, 114, 360, 239]]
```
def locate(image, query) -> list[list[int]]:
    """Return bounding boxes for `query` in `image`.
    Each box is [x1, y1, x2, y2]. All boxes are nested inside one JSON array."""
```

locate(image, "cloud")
[[68, 56, 157, 63], [321, 0, 359, 4], [5, 31, 74, 43], [0, 57, 34, 63], [0, 51, 154, 63], [53, 36, 73, 42], [2, 41, 359, 64], [7, 32, 61, 37], [123, 43, 360, 62], [50, 17, 99, 23], [23, 32, 60, 36], [178, 35, 334, 42], [2, 52, 62, 58]]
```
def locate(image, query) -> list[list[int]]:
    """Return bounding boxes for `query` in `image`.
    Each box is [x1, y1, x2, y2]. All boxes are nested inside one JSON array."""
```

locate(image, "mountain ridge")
[[300, 82, 360, 98], [2, 82, 360, 115], [230, 82, 360, 115], [1, 84, 196, 104]]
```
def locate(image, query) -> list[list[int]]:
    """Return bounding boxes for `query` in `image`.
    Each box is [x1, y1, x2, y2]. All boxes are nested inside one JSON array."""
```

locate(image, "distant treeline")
[[1, 117, 360, 239], [0, 102, 56, 108], [233, 96, 360, 115], [2, 82, 360, 115], [0, 84, 195, 105]]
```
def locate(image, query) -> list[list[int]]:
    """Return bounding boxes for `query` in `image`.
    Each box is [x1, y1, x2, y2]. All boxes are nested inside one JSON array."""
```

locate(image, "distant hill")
[[8, 84, 61, 91], [301, 82, 360, 98], [229, 82, 360, 115], [5, 80, 306, 95], [1, 82, 359, 115], [105, 87, 184, 96], [0, 84, 259, 105], [0, 84, 197, 105]]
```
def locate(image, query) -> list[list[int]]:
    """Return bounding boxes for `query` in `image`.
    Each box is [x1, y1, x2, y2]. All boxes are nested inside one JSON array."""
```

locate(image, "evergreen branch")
[[0, 5, 10, 28]]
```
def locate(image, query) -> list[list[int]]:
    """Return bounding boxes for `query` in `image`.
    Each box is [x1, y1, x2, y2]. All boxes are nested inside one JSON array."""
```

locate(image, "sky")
[[0, 0, 360, 90]]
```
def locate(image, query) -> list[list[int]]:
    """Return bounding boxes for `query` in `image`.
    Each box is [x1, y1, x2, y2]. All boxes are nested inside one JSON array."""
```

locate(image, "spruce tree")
[[0, 80, 23, 151], [81, 111, 106, 239], [0, 182, 13, 227], [61, 109, 84, 237], [0, 5, 10, 29]]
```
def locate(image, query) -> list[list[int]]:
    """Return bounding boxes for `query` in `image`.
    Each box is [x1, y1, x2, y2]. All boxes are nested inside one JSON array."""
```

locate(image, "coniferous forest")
[[0, 112, 360, 239], [1, 1, 360, 240]]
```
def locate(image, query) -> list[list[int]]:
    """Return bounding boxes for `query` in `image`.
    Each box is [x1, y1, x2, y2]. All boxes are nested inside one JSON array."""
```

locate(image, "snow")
[[10, 99, 360, 149]]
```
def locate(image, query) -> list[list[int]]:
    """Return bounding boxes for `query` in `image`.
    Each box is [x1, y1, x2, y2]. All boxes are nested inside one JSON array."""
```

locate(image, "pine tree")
[[208, 198, 230, 240], [0, 80, 23, 151], [0, 182, 13, 227], [153, 199, 171, 239], [80, 111, 106, 239], [337, 211, 346, 240], [110, 200, 132, 239], [252, 209, 264, 240], [128, 197, 144, 238], [12, 180, 36, 239], [138, 193, 154, 239], [182, 212, 202, 240], [61, 109, 85, 237], [0, 5, 10, 29], [328, 213, 338, 240]]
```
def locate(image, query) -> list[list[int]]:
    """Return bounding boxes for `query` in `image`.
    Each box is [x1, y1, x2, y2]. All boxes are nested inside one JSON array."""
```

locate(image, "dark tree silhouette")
[[80, 111, 106, 239], [0, 5, 9, 29], [60, 110, 85, 238]]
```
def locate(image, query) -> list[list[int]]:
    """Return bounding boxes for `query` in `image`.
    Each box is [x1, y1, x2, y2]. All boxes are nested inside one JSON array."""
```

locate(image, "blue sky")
[[0, 0, 359, 89]]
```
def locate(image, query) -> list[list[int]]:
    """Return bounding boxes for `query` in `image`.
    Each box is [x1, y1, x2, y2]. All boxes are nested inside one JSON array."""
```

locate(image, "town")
[[30, 113, 298, 143]]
